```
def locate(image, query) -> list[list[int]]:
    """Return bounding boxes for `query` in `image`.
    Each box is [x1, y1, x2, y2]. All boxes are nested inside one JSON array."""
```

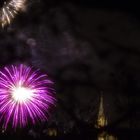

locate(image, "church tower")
[[96, 95, 107, 128], [95, 94, 117, 140]]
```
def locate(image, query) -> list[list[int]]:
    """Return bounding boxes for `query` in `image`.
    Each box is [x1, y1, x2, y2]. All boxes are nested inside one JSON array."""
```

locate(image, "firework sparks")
[[0, 0, 26, 27], [0, 64, 55, 129]]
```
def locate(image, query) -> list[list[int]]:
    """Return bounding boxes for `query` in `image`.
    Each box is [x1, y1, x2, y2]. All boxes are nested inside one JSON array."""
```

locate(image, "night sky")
[[0, 0, 140, 139]]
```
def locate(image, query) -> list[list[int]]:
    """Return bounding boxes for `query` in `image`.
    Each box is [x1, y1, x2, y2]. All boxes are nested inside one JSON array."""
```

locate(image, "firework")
[[0, 0, 26, 27], [0, 64, 55, 129]]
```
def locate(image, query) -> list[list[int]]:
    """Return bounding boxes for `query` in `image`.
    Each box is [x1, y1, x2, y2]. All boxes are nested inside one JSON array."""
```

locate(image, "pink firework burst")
[[0, 64, 55, 129]]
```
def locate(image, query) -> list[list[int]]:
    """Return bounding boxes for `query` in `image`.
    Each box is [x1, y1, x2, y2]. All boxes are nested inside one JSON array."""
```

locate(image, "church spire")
[[96, 94, 107, 128], [98, 95, 104, 117]]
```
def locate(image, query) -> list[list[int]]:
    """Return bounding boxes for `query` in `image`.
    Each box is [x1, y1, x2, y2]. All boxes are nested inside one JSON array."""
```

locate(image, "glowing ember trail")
[[0, 0, 26, 27], [0, 64, 55, 129]]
